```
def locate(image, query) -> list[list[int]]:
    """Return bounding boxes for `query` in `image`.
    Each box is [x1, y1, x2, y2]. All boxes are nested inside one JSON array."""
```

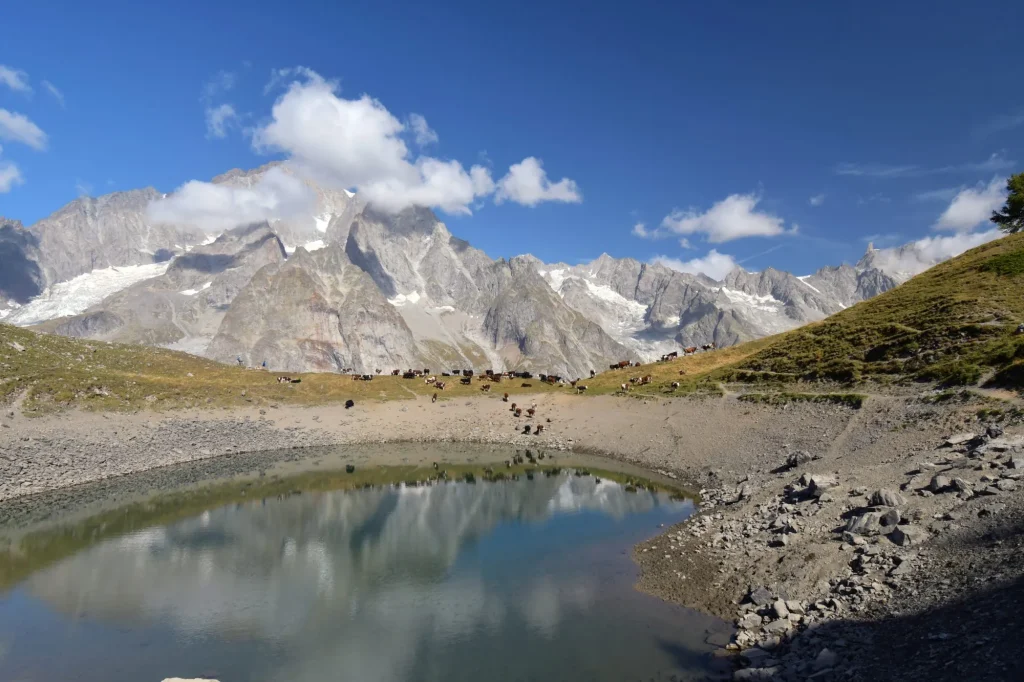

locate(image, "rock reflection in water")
[[2, 473, 726, 682]]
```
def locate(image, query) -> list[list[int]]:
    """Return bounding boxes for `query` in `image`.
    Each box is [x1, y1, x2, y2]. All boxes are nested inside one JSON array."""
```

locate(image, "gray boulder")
[[870, 488, 906, 507]]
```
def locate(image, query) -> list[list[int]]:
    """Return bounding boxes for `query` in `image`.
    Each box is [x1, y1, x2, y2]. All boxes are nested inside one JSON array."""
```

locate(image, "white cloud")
[[252, 70, 527, 214], [809, 193, 825, 206], [913, 186, 960, 203], [631, 222, 649, 238], [0, 109, 47, 150], [146, 166, 316, 232], [408, 113, 438, 146], [0, 161, 23, 193], [41, 81, 64, 108], [934, 177, 1005, 231], [494, 157, 582, 207], [651, 249, 739, 280], [869, 230, 1003, 278], [660, 193, 793, 243], [205, 103, 239, 139], [263, 66, 319, 95], [0, 65, 31, 94]]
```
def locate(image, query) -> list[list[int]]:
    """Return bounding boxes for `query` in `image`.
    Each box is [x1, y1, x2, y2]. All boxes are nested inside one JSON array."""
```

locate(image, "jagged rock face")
[[0, 217, 43, 304], [42, 223, 287, 352], [30, 189, 206, 285], [206, 243, 423, 373], [2, 165, 922, 377]]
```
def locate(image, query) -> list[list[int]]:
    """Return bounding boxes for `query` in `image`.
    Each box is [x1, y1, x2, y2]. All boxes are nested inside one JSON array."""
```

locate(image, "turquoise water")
[[0, 472, 729, 682]]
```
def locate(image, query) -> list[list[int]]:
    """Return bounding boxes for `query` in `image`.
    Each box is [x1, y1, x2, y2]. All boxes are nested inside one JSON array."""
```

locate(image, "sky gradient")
[[2, 0, 1023, 278]]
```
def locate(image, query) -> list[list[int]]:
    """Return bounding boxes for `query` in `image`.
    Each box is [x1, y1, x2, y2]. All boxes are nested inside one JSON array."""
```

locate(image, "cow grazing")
[[503, 392, 509, 402], [435, 381, 446, 390], [521, 382, 532, 387], [620, 383, 628, 392], [515, 408, 523, 417], [590, 369, 596, 378], [679, 370, 687, 376], [403, 372, 416, 379], [535, 424, 544, 435], [362, 374, 373, 381], [511, 402, 517, 411], [460, 377, 472, 385], [425, 376, 436, 384], [481, 384, 491, 392], [442, 372, 451, 377], [345, 399, 355, 409], [376, 368, 382, 374], [570, 379, 578, 387], [702, 343, 716, 351], [526, 407, 536, 417], [392, 369, 400, 376], [576, 385, 588, 394], [670, 381, 680, 390], [539, 374, 548, 382], [684, 346, 698, 355], [523, 425, 532, 435], [432, 392, 438, 403], [462, 369, 474, 377], [485, 369, 494, 376], [276, 376, 292, 383], [617, 360, 631, 369]]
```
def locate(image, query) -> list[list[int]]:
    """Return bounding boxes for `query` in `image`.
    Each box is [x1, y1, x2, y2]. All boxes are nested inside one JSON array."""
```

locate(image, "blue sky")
[[2, 0, 1023, 278]]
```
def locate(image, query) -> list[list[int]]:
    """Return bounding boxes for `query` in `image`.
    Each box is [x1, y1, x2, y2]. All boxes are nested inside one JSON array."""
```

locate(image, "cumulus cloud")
[[651, 249, 739, 280], [809, 194, 825, 206], [41, 81, 64, 108], [660, 193, 793, 243], [0, 160, 23, 193], [205, 103, 239, 139], [0, 65, 31, 94], [146, 166, 316, 233], [408, 113, 438, 146], [934, 177, 1005, 231], [631, 222, 649, 238], [869, 230, 1003, 278], [494, 157, 582, 207], [0, 109, 47, 150]]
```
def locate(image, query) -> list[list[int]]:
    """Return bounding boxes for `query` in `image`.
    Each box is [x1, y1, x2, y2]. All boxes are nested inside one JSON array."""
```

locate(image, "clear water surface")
[[0, 469, 729, 682]]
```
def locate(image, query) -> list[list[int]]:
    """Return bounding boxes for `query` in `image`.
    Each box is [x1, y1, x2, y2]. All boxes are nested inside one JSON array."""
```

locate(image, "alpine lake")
[[0, 444, 732, 682]]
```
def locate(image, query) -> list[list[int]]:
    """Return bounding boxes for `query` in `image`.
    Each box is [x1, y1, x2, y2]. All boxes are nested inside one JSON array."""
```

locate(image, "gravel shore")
[[2, 390, 1023, 680]]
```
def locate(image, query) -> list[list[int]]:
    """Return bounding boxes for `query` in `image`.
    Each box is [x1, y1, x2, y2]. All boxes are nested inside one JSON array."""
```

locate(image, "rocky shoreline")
[[2, 391, 1023, 680]]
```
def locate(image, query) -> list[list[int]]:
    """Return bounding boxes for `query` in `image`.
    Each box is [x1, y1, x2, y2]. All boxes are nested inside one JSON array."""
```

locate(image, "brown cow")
[[617, 360, 631, 368], [684, 346, 698, 355], [436, 381, 446, 390], [535, 424, 544, 435], [432, 392, 438, 403], [392, 369, 400, 376], [460, 377, 472, 385], [526, 407, 535, 417], [521, 382, 532, 387], [481, 384, 491, 392], [510, 402, 517, 411], [503, 392, 509, 402]]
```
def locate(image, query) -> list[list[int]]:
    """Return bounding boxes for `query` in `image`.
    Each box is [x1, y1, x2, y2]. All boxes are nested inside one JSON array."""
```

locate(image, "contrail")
[[737, 243, 785, 266]]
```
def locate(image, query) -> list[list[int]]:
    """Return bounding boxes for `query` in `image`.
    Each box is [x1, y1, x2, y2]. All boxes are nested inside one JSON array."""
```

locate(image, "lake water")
[[0, 467, 730, 682]]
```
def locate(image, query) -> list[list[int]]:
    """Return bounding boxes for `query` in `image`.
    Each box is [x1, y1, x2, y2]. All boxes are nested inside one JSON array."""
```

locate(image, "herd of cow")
[[275, 342, 719, 397]]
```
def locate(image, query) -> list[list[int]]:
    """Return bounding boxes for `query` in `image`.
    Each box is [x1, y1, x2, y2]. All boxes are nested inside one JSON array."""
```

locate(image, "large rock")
[[807, 474, 838, 498], [748, 585, 775, 606], [870, 488, 906, 507], [929, 475, 952, 493], [889, 525, 927, 547]]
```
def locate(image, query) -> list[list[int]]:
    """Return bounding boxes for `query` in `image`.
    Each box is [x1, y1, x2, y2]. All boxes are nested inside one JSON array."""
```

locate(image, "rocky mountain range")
[[0, 163, 932, 377]]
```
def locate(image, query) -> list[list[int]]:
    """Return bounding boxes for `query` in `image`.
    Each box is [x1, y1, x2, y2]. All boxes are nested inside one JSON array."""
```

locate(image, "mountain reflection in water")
[[0, 473, 728, 682]]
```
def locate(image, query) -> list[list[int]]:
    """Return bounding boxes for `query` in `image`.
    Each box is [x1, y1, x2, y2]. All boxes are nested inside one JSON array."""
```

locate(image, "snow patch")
[[201, 233, 220, 246], [431, 305, 456, 313], [8, 262, 170, 326], [314, 214, 332, 234], [180, 282, 212, 296], [388, 291, 422, 307], [720, 288, 783, 312], [304, 240, 326, 252], [664, 315, 680, 327], [344, 189, 355, 198], [797, 275, 822, 294]]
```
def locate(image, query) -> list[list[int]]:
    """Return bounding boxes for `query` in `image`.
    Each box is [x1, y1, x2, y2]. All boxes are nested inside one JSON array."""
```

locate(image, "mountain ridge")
[[0, 164, 969, 376]]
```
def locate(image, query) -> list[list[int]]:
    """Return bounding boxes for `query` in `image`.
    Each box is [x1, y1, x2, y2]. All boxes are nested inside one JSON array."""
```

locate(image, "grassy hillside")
[[4, 232, 1024, 413], [0, 324, 566, 413]]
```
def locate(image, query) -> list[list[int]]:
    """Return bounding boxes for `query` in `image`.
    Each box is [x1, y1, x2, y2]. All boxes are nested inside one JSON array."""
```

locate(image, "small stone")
[[748, 586, 774, 607], [889, 525, 927, 547], [870, 489, 906, 507], [772, 599, 789, 619], [734, 668, 779, 681], [808, 474, 838, 497], [880, 508, 901, 528], [986, 425, 1004, 439], [785, 600, 805, 615], [997, 479, 1018, 492], [1011, 456, 1024, 470], [929, 475, 951, 493], [740, 647, 772, 667], [763, 619, 792, 634], [738, 613, 763, 630], [812, 647, 838, 672], [945, 433, 976, 446], [951, 477, 972, 493], [784, 451, 815, 469]]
